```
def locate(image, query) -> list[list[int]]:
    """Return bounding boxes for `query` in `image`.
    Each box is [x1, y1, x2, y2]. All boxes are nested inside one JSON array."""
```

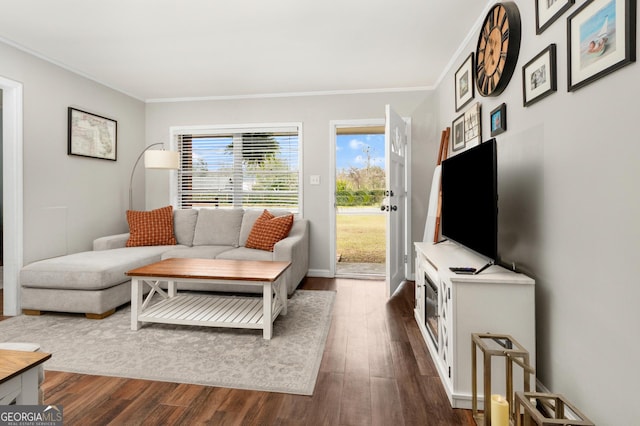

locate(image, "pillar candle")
[[491, 394, 509, 426]]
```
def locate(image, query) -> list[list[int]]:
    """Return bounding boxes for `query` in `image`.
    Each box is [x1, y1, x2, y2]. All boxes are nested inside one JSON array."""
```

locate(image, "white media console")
[[414, 241, 535, 409]]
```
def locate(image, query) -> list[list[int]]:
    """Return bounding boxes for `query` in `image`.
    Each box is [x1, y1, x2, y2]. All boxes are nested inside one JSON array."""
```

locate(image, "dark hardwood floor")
[[1, 279, 474, 425]]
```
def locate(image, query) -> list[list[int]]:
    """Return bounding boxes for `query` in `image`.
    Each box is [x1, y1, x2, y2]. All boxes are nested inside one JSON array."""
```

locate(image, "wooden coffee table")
[[126, 258, 291, 339]]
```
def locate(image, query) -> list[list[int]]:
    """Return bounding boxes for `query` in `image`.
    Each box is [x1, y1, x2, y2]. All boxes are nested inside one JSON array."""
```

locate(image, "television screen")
[[441, 139, 498, 261]]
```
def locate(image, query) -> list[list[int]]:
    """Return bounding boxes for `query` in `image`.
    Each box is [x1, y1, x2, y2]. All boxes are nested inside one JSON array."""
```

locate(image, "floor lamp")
[[128, 143, 180, 210]]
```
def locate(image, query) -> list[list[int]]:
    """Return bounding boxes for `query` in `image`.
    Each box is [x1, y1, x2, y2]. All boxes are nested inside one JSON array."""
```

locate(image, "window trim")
[[169, 122, 304, 215]]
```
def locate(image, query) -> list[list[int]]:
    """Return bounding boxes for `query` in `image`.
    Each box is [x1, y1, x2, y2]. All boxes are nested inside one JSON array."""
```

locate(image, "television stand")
[[414, 241, 535, 409]]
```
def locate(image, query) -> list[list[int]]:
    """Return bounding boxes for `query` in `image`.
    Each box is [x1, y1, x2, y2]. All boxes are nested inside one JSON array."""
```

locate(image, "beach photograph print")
[[568, 0, 635, 91], [579, 0, 616, 69]]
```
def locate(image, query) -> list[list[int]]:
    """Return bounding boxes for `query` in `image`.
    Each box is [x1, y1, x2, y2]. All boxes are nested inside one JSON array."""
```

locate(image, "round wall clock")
[[475, 2, 521, 97]]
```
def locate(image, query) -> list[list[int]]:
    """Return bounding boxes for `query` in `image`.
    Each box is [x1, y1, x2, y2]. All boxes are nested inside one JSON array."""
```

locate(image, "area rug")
[[0, 290, 335, 396]]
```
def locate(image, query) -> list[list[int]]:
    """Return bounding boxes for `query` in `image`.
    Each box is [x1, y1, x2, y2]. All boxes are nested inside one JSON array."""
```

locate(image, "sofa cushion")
[[173, 209, 199, 246], [215, 247, 274, 262], [192, 208, 244, 247], [20, 246, 176, 291], [161, 246, 234, 260], [239, 208, 292, 247], [245, 210, 294, 252], [126, 206, 177, 247]]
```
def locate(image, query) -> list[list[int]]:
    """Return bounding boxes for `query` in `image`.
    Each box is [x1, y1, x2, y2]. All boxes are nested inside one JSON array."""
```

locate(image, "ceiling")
[[0, 0, 490, 101]]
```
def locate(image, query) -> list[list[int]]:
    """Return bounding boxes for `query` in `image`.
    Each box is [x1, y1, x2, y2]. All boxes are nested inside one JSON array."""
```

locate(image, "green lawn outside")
[[336, 214, 385, 263]]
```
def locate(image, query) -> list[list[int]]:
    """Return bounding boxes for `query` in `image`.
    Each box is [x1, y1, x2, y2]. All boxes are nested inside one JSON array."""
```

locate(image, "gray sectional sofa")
[[20, 208, 309, 318]]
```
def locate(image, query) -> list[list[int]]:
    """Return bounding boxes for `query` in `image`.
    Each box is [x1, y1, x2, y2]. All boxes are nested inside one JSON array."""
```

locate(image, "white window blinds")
[[175, 125, 301, 212]]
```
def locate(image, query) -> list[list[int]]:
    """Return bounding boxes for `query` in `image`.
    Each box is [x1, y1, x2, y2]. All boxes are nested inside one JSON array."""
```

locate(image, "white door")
[[384, 105, 407, 297]]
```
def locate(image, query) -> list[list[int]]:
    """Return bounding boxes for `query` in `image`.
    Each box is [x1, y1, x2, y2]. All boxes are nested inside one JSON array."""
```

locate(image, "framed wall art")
[[523, 44, 558, 106], [567, 0, 636, 92], [451, 113, 466, 151], [464, 102, 482, 147], [536, 0, 575, 34], [454, 53, 475, 112], [68, 107, 117, 161], [490, 103, 507, 136]]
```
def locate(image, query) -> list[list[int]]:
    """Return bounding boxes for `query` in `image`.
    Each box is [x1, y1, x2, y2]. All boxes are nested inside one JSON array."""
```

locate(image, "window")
[[172, 124, 301, 213]]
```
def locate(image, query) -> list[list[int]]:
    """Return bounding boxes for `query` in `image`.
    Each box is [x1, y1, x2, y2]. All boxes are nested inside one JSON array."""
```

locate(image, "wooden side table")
[[0, 349, 51, 405]]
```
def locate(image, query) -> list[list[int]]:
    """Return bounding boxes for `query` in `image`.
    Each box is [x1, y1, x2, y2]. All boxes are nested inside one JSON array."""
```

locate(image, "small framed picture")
[[535, 0, 575, 34], [490, 103, 507, 136], [464, 102, 482, 147], [454, 53, 475, 112], [568, 0, 636, 92], [523, 44, 558, 107], [68, 107, 117, 161], [451, 114, 465, 151]]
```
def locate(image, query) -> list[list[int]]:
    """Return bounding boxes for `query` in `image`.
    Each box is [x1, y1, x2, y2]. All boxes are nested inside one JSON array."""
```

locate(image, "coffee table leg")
[[131, 278, 142, 331], [263, 281, 272, 339], [15, 368, 39, 404], [168, 280, 176, 297], [279, 277, 287, 316]]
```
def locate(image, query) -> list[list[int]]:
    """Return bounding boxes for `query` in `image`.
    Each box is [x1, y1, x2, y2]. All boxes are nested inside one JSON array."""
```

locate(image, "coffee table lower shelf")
[[137, 294, 283, 330]]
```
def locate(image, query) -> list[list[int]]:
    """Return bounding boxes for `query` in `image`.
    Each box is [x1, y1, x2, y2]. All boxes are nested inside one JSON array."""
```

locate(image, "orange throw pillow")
[[126, 205, 177, 247], [245, 210, 294, 252]]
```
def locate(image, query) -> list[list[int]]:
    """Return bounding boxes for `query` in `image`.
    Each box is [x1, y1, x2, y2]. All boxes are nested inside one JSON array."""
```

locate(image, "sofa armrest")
[[273, 219, 309, 294], [93, 233, 130, 251]]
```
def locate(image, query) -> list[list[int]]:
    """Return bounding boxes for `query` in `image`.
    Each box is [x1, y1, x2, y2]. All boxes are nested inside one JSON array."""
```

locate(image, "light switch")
[[310, 175, 321, 185]]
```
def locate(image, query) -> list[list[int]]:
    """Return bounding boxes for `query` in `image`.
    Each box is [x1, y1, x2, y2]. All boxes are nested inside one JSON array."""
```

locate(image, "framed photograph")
[[451, 114, 466, 151], [490, 103, 507, 136], [523, 44, 558, 106], [567, 0, 636, 92], [68, 107, 117, 161], [464, 102, 482, 147], [454, 53, 475, 112], [536, 0, 575, 34]]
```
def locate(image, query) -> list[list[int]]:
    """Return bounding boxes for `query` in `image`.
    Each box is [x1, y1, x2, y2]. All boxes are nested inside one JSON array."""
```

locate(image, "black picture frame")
[[536, 0, 575, 34], [454, 53, 475, 112], [451, 114, 466, 152], [523, 44, 558, 106], [567, 0, 636, 92], [490, 103, 507, 136], [68, 107, 117, 161]]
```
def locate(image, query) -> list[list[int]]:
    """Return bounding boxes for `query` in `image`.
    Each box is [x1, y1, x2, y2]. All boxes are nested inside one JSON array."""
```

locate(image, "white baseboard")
[[306, 269, 332, 278]]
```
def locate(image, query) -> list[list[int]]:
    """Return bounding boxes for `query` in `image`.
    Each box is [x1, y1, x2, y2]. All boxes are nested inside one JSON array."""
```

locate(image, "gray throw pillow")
[[173, 209, 199, 246], [192, 208, 244, 247]]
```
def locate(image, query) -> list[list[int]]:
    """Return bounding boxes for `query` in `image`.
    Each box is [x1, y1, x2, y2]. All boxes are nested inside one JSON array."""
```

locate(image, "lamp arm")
[[128, 143, 165, 210]]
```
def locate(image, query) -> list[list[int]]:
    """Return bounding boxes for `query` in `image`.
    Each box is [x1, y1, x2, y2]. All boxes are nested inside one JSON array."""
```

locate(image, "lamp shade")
[[144, 150, 180, 169]]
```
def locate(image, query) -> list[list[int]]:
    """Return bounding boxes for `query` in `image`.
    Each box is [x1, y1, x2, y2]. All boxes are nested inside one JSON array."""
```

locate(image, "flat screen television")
[[441, 138, 498, 261]]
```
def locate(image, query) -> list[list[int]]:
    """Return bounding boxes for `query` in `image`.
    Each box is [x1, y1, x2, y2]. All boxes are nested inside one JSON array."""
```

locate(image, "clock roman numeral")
[[484, 76, 494, 94], [500, 9, 508, 29], [502, 28, 510, 43]]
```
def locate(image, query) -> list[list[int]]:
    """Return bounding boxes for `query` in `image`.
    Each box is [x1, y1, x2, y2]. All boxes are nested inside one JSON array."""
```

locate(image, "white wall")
[[434, 1, 639, 424], [0, 41, 145, 265], [145, 92, 437, 275]]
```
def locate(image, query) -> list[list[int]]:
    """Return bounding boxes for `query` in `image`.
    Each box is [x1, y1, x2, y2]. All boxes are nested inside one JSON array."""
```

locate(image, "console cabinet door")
[[439, 278, 452, 380]]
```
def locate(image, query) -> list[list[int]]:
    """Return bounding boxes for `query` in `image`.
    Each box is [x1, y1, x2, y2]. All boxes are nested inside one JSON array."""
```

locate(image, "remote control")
[[449, 267, 477, 274]]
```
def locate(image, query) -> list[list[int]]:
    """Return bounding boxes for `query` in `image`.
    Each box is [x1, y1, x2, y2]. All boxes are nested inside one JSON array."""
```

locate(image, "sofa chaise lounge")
[[20, 208, 309, 319]]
